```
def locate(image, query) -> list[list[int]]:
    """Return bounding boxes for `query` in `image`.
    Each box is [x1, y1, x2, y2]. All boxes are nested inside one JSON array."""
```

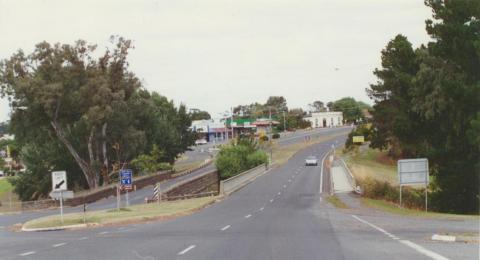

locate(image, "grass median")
[[23, 196, 218, 230]]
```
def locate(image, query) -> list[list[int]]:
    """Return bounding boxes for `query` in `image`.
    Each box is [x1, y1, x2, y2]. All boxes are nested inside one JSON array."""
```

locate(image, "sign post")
[[397, 159, 429, 212], [119, 169, 133, 208], [51, 171, 68, 224]]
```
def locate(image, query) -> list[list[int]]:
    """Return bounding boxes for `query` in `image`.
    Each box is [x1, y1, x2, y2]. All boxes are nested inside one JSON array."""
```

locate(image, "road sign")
[[397, 158, 429, 212], [49, 190, 74, 199], [398, 159, 429, 185], [52, 171, 67, 191], [120, 169, 133, 190], [353, 136, 364, 143]]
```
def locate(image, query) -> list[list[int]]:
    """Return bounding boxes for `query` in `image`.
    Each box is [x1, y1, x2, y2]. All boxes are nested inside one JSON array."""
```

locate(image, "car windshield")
[[307, 156, 317, 160]]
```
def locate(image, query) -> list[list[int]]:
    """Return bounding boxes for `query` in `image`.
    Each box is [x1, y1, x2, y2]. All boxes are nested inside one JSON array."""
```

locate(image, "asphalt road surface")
[[1, 129, 477, 260]]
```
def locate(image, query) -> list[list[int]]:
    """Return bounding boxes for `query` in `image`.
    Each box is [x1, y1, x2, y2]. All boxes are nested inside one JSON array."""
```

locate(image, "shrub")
[[357, 177, 426, 210], [272, 133, 280, 139], [216, 140, 268, 180]]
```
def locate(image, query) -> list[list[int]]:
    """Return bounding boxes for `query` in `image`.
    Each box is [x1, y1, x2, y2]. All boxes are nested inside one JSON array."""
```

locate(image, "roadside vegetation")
[[361, 198, 478, 221], [215, 137, 268, 180], [0, 37, 196, 201], [23, 196, 217, 229], [327, 195, 349, 209], [346, 1, 479, 214]]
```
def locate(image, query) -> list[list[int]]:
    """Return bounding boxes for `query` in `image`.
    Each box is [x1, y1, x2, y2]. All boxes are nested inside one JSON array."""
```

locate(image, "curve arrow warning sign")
[[52, 171, 67, 191]]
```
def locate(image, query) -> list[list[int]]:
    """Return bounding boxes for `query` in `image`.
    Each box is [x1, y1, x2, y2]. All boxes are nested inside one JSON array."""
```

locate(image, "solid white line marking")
[[319, 151, 329, 194], [400, 240, 449, 260], [78, 237, 88, 240], [245, 214, 252, 218], [19, 251, 36, 256], [52, 242, 66, 247], [178, 245, 196, 255], [259, 207, 265, 211], [221, 225, 231, 231], [352, 215, 449, 260]]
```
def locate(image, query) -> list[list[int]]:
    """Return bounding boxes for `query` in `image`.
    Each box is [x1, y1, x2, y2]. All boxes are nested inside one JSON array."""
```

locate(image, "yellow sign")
[[353, 136, 365, 143]]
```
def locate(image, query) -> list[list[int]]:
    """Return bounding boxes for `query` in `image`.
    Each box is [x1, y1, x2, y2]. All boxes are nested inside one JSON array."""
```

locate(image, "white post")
[[399, 185, 402, 208], [60, 191, 64, 224], [126, 189, 130, 207], [116, 185, 120, 211], [425, 185, 428, 213]]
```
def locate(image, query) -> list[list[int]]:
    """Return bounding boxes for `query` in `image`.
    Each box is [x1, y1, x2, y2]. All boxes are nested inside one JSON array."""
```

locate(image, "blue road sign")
[[120, 169, 133, 190]]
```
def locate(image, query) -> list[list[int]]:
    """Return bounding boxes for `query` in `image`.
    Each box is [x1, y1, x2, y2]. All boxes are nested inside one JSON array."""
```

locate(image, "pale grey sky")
[[0, 0, 432, 121]]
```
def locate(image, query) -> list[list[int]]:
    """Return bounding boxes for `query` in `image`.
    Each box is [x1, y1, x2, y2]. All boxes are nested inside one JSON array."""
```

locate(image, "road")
[[0, 127, 350, 228], [1, 128, 477, 259]]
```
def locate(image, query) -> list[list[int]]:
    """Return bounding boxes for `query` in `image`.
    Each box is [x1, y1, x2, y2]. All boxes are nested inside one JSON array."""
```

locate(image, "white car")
[[305, 156, 318, 166], [195, 139, 208, 145]]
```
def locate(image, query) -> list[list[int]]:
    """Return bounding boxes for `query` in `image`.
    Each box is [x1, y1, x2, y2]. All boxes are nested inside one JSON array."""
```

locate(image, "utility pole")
[[269, 107, 273, 164], [231, 107, 234, 140]]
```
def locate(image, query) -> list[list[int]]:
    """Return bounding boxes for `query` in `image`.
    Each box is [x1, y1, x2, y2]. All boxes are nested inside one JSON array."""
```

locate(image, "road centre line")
[[352, 215, 449, 260], [19, 251, 36, 256], [52, 242, 66, 248], [221, 225, 231, 231], [178, 245, 196, 255], [245, 214, 252, 218]]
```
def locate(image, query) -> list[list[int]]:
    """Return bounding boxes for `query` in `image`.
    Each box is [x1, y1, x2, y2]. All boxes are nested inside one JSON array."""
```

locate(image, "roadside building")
[[252, 118, 280, 135], [190, 119, 228, 142], [304, 111, 343, 128]]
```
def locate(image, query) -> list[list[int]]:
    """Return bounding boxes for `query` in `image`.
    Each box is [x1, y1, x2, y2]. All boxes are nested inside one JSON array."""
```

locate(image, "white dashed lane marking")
[[19, 251, 36, 256], [52, 242, 66, 248], [178, 245, 196, 255], [221, 225, 231, 231], [245, 214, 252, 218]]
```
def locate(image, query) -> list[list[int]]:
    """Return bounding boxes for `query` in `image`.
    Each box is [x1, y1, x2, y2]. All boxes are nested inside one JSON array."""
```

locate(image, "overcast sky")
[[0, 0, 432, 121]]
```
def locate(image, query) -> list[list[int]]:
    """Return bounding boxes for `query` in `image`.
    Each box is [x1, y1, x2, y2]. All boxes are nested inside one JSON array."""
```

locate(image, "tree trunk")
[[50, 121, 97, 189], [101, 122, 110, 183]]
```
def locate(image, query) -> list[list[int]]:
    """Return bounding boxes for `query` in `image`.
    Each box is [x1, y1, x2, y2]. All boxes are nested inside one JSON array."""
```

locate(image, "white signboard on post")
[[397, 158, 429, 212], [398, 159, 429, 185], [52, 171, 67, 191]]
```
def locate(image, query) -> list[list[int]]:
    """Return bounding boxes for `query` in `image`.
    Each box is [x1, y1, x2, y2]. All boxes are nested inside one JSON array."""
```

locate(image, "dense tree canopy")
[[0, 38, 195, 199], [189, 109, 211, 121], [331, 97, 370, 123], [367, 0, 479, 213]]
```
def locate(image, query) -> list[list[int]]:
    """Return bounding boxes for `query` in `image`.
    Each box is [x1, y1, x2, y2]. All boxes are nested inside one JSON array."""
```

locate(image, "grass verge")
[[327, 195, 349, 209], [339, 148, 398, 185], [23, 196, 218, 229], [362, 198, 479, 221]]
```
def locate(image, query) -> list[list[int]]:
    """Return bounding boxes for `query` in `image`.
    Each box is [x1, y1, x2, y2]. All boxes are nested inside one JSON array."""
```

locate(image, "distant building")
[[190, 119, 227, 142], [252, 118, 280, 135], [304, 111, 343, 128], [0, 134, 14, 141]]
